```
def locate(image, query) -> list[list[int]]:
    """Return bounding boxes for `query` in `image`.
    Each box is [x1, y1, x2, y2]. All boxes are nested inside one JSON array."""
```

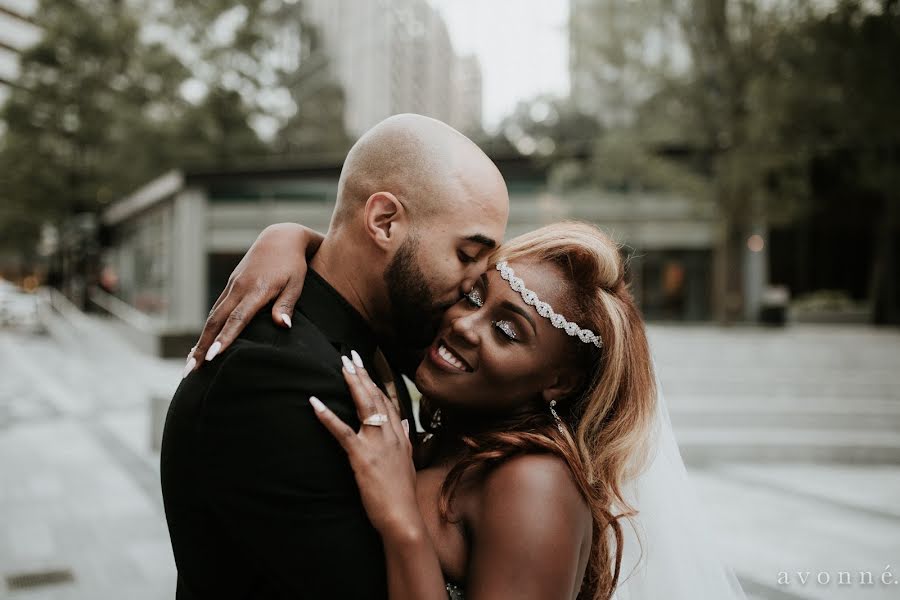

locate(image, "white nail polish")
[[341, 355, 356, 374], [350, 350, 364, 369], [205, 341, 222, 361], [309, 396, 325, 412], [401, 419, 409, 435], [280, 313, 292, 328], [182, 357, 196, 379]]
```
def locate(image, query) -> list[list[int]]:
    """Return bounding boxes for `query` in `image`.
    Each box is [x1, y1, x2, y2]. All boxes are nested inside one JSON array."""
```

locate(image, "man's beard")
[[384, 234, 442, 348]]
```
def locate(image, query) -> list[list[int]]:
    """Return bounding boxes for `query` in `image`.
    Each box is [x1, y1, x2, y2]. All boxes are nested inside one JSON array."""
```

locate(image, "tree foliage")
[[0, 0, 350, 256], [572, 0, 900, 321]]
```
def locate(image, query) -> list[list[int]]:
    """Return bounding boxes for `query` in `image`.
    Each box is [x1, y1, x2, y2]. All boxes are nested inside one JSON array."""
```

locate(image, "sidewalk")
[[1, 315, 899, 599]]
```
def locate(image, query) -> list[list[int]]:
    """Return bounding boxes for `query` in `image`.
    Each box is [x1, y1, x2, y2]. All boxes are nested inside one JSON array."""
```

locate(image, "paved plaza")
[[1, 305, 899, 599]]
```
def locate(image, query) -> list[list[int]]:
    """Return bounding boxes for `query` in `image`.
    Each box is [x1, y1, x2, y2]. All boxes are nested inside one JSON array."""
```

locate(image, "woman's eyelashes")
[[464, 288, 521, 342], [465, 288, 484, 308], [491, 319, 519, 342]]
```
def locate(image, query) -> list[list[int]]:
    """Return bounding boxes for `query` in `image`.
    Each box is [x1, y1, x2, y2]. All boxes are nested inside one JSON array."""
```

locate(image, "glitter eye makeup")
[[466, 288, 484, 308], [492, 319, 518, 341]]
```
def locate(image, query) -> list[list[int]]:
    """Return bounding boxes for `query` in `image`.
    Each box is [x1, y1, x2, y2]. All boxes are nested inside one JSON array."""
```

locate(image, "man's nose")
[[460, 275, 478, 298], [460, 262, 485, 298]]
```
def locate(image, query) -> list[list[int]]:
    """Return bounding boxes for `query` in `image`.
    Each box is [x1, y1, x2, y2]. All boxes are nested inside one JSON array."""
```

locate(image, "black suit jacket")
[[161, 269, 413, 600]]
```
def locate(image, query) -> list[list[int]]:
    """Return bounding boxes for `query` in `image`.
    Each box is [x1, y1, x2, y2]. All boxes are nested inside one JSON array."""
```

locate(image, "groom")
[[160, 114, 509, 599]]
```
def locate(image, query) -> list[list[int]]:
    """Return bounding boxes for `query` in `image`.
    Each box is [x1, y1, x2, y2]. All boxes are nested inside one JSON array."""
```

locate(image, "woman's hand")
[[309, 352, 421, 538], [184, 223, 325, 376]]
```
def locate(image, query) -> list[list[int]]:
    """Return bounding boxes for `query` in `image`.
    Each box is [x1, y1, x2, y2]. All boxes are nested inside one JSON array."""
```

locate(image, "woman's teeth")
[[438, 344, 467, 371]]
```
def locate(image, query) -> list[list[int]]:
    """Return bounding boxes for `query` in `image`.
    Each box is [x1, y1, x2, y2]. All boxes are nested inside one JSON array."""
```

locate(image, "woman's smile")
[[427, 338, 474, 373]]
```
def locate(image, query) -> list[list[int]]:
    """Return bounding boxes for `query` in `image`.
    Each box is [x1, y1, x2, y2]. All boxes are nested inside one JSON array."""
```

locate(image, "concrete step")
[[675, 427, 900, 464], [662, 379, 900, 400], [667, 395, 900, 430]]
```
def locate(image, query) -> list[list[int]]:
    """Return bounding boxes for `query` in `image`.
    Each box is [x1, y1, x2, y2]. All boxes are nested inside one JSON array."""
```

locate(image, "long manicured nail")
[[350, 350, 364, 369], [205, 341, 222, 362], [309, 396, 325, 412], [280, 313, 292, 328], [341, 355, 356, 374], [182, 357, 196, 379], [401, 419, 409, 435]]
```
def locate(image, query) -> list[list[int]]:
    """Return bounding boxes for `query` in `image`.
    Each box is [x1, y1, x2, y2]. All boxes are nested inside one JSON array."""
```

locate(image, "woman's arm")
[[185, 223, 325, 375], [465, 454, 592, 600], [311, 355, 449, 600]]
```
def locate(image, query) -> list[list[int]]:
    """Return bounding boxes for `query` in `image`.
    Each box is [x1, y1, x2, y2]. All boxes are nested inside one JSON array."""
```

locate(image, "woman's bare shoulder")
[[472, 453, 591, 532]]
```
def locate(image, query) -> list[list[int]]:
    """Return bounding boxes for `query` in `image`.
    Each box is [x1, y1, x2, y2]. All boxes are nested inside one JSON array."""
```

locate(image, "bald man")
[[161, 115, 509, 600]]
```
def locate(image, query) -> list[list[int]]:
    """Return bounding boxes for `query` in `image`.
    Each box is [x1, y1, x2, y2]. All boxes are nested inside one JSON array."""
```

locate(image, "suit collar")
[[296, 268, 378, 359]]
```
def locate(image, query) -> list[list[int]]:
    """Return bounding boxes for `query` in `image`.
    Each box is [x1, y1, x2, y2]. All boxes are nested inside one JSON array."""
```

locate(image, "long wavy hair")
[[421, 221, 658, 600]]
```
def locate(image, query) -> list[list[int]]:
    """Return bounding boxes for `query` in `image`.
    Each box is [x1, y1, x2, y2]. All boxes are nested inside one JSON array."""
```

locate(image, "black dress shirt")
[[161, 269, 412, 600]]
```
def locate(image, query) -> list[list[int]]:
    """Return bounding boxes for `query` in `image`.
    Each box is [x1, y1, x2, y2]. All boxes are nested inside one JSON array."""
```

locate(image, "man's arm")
[[185, 223, 325, 376]]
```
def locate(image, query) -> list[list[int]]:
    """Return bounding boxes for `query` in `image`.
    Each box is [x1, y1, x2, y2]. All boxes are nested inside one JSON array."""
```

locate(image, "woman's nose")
[[449, 312, 480, 347]]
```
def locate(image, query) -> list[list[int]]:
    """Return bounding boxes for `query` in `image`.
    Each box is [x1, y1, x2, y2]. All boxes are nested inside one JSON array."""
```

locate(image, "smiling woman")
[[403, 221, 662, 599]]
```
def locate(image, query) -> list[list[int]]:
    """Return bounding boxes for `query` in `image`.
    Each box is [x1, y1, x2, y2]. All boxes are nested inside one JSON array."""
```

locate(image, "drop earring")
[[430, 407, 442, 430], [549, 400, 565, 434]]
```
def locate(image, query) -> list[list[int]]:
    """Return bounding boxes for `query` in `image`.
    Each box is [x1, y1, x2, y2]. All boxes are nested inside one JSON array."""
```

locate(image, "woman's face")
[[414, 258, 580, 418]]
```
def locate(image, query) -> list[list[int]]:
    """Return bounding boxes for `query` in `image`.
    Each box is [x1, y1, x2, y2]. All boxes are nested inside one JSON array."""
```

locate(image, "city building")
[[99, 157, 718, 357], [303, 0, 483, 136], [451, 54, 484, 136]]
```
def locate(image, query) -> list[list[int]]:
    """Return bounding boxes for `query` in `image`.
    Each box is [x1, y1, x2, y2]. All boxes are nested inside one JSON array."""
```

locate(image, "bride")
[[192, 221, 745, 600]]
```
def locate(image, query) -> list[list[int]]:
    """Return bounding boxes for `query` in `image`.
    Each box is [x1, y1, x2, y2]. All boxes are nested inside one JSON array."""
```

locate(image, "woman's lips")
[[427, 341, 472, 373]]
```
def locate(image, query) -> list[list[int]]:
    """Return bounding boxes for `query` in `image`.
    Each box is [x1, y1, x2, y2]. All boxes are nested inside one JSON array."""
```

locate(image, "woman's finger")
[[347, 351, 408, 441], [341, 356, 382, 421], [271, 273, 305, 329], [309, 396, 357, 453], [185, 284, 237, 376]]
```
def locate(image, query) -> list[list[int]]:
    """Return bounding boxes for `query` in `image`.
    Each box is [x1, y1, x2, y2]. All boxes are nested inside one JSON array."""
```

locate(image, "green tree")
[[571, 0, 851, 322], [764, 0, 900, 323], [160, 0, 351, 158], [0, 0, 267, 256]]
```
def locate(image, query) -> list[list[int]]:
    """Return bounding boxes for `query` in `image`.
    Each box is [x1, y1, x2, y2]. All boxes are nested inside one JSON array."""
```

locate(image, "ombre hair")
[[426, 221, 658, 600]]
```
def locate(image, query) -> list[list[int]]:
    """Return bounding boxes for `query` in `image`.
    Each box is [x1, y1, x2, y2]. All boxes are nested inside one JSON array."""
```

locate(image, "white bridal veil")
[[612, 361, 747, 600]]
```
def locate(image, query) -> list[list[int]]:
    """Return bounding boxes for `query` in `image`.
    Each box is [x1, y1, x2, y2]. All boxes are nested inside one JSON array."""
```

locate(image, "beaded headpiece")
[[495, 261, 603, 349]]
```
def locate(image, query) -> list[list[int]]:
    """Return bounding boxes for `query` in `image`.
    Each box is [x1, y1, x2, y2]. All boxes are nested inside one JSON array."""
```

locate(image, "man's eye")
[[458, 251, 477, 264], [465, 288, 483, 308]]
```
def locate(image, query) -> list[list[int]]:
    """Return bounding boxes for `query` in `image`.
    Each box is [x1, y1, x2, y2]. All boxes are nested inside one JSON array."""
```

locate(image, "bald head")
[[330, 114, 508, 231]]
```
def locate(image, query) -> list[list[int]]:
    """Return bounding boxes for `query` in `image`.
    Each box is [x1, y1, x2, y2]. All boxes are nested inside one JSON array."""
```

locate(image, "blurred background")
[[0, 0, 898, 598]]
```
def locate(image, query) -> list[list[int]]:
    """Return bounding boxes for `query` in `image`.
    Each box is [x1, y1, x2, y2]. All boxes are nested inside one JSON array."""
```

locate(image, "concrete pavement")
[[1, 310, 898, 599]]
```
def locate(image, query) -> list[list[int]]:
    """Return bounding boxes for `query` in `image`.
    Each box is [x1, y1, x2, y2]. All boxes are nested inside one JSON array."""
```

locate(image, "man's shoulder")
[[238, 302, 327, 347]]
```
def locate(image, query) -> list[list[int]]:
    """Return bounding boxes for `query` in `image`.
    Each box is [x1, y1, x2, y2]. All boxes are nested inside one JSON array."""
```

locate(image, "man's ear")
[[363, 191, 406, 249]]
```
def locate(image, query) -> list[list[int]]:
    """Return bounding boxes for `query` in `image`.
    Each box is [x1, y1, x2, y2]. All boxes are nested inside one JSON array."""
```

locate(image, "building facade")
[[303, 0, 483, 136], [100, 158, 719, 356]]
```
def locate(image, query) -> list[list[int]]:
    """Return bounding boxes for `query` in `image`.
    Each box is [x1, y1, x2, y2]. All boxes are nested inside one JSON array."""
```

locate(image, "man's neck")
[[309, 233, 383, 335]]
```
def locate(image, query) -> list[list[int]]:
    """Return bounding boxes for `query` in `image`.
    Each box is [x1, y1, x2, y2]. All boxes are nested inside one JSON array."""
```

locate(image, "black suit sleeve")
[[162, 343, 387, 600]]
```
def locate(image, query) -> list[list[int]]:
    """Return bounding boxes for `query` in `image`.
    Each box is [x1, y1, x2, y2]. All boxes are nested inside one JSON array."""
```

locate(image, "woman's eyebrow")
[[500, 300, 537, 335]]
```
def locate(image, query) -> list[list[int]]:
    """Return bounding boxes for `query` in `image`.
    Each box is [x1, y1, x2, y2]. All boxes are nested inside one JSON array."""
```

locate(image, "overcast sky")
[[429, 0, 570, 132]]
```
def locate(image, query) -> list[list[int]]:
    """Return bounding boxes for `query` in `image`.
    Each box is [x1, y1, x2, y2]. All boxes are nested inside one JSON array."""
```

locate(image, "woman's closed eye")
[[492, 319, 519, 342], [465, 288, 484, 308]]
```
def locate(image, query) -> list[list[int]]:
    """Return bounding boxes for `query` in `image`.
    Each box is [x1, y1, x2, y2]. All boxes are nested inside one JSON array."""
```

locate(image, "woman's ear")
[[364, 191, 406, 249], [541, 368, 582, 405]]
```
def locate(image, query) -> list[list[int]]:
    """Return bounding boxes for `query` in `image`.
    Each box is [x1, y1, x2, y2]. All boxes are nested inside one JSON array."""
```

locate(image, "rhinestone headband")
[[495, 261, 603, 349]]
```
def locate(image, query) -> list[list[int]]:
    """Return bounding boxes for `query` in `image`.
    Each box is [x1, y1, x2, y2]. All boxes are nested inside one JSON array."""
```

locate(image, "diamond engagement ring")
[[362, 413, 389, 427]]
